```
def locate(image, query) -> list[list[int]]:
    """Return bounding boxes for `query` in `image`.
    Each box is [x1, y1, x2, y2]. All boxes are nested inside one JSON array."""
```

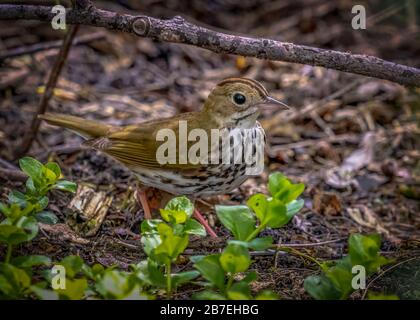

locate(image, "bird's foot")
[[135, 189, 152, 219]]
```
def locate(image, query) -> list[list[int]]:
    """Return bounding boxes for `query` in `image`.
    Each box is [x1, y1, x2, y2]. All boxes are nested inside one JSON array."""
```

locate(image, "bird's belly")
[[133, 164, 249, 197]]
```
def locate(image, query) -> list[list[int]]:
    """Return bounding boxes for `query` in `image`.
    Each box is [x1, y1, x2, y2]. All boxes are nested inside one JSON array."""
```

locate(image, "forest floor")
[[0, 0, 419, 299]]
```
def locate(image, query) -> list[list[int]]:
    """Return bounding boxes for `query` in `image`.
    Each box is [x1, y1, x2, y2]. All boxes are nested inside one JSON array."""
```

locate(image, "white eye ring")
[[232, 92, 247, 105]]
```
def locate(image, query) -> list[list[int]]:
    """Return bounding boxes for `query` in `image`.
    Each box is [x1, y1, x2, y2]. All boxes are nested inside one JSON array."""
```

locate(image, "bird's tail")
[[38, 113, 114, 139]]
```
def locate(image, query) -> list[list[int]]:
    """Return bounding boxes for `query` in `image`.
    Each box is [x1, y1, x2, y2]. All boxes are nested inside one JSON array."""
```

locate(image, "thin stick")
[[0, 31, 104, 61], [0, 4, 418, 86], [16, 25, 79, 158]]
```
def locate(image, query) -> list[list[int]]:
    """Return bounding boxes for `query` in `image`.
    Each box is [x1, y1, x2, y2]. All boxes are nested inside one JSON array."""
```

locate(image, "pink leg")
[[193, 209, 218, 238], [136, 189, 152, 219]]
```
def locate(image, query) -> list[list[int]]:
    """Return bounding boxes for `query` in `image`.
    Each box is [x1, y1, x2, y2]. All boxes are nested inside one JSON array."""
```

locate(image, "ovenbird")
[[39, 77, 288, 236]]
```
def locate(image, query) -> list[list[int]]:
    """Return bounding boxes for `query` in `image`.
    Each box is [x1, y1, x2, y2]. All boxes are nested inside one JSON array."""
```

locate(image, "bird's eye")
[[233, 93, 246, 105]]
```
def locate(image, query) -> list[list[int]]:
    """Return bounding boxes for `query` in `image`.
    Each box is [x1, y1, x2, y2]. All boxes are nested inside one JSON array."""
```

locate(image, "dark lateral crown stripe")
[[218, 78, 268, 98]]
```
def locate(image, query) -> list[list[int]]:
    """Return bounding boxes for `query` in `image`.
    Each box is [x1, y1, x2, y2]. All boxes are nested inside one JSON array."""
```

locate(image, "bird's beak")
[[265, 96, 290, 110]]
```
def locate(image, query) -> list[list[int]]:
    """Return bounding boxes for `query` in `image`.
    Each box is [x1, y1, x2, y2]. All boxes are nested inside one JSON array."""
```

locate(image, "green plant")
[[136, 196, 205, 298], [304, 234, 392, 300], [190, 172, 305, 300], [0, 157, 76, 299], [216, 172, 304, 249]]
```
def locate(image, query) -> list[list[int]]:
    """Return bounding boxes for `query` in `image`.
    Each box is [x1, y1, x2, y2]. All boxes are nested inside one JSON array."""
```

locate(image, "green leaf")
[[35, 211, 59, 224], [304, 274, 342, 300], [268, 172, 305, 203], [0, 202, 10, 216], [31, 286, 59, 300], [11, 255, 51, 269], [54, 180, 77, 193], [45, 162, 61, 179], [241, 271, 257, 284], [247, 194, 268, 222], [140, 219, 162, 234], [171, 271, 200, 288], [183, 218, 206, 237], [216, 205, 256, 241], [56, 278, 88, 300], [265, 199, 289, 228], [325, 257, 353, 299], [8, 191, 27, 207], [248, 236, 273, 251], [348, 234, 390, 273], [0, 263, 31, 299], [25, 178, 36, 195], [0, 217, 39, 245], [220, 243, 251, 274], [133, 259, 166, 288], [160, 209, 188, 224], [164, 196, 194, 218], [193, 254, 225, 291], [37, 196, 49, 210], [58, 255, 84, 279], [95, 269, 139, 299], [286, 199, 305, 217], [227, 281, 251, 300], [19, 157, 44, 188], [152, 224, 188, 264], [255, 290, 279, 300], [193, 290, 226, 300]]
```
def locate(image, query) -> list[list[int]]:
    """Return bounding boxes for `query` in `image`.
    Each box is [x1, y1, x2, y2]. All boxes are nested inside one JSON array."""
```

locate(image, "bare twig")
[[0, 3, 419, 87], [0, 31, 104, 61], [0, 168, 26, 181], [16, 25, 79, 158]]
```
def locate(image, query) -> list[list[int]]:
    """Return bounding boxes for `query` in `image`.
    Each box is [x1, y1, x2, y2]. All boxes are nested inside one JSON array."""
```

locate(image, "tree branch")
[[0, 3, 419, 87]]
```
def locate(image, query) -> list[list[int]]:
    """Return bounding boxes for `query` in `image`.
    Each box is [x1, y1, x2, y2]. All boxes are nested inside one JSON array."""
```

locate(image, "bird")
[[39, 77, 289, 237]]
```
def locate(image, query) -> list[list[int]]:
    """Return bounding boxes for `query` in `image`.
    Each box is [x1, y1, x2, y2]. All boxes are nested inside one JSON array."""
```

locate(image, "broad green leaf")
[[0, 202, 10, 215], [95, 269, 138, 299], [227, 281, 251, 300], [241, 271, 257, 284], [152, 224, 188, 264], [37, 196, 49, 210], [140, 219, 162, 234], [45, 162, 61, 179], [25, 178, 36, 195], [248, 236, 273, 251], [183, 218, 206, 237], [58, 255, 84, 279], [56, 278, 88, 300], [220, 243, 251, 274], [255, 290, 279, 300], [8, 191, 27, 207], [31, 286, 59, 300], [0, 263, 31, 299], [348, 234, 390, 273], [193, 290, 226, 300], [304, 274, 342, 300], [216, 205, 256, 241], [43, 167, 58, 184], [164, 196, 194, 218], [133, 259, 166, 288], [247, 194, 268, 222], [286, 199, 305, 217], [160, 209, 187, 224], [54, 180, 77, 193], [268, 172, 305, 203], [325, 257, 353, 299], [265, 199, 289, 228], [193, 254, 225, 291], [19, 157, 44, 188], [0, 216, 39, 245], [171, 271, 200, 288], [11, 255, 51, 269], [35, 211, 59, 224]]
